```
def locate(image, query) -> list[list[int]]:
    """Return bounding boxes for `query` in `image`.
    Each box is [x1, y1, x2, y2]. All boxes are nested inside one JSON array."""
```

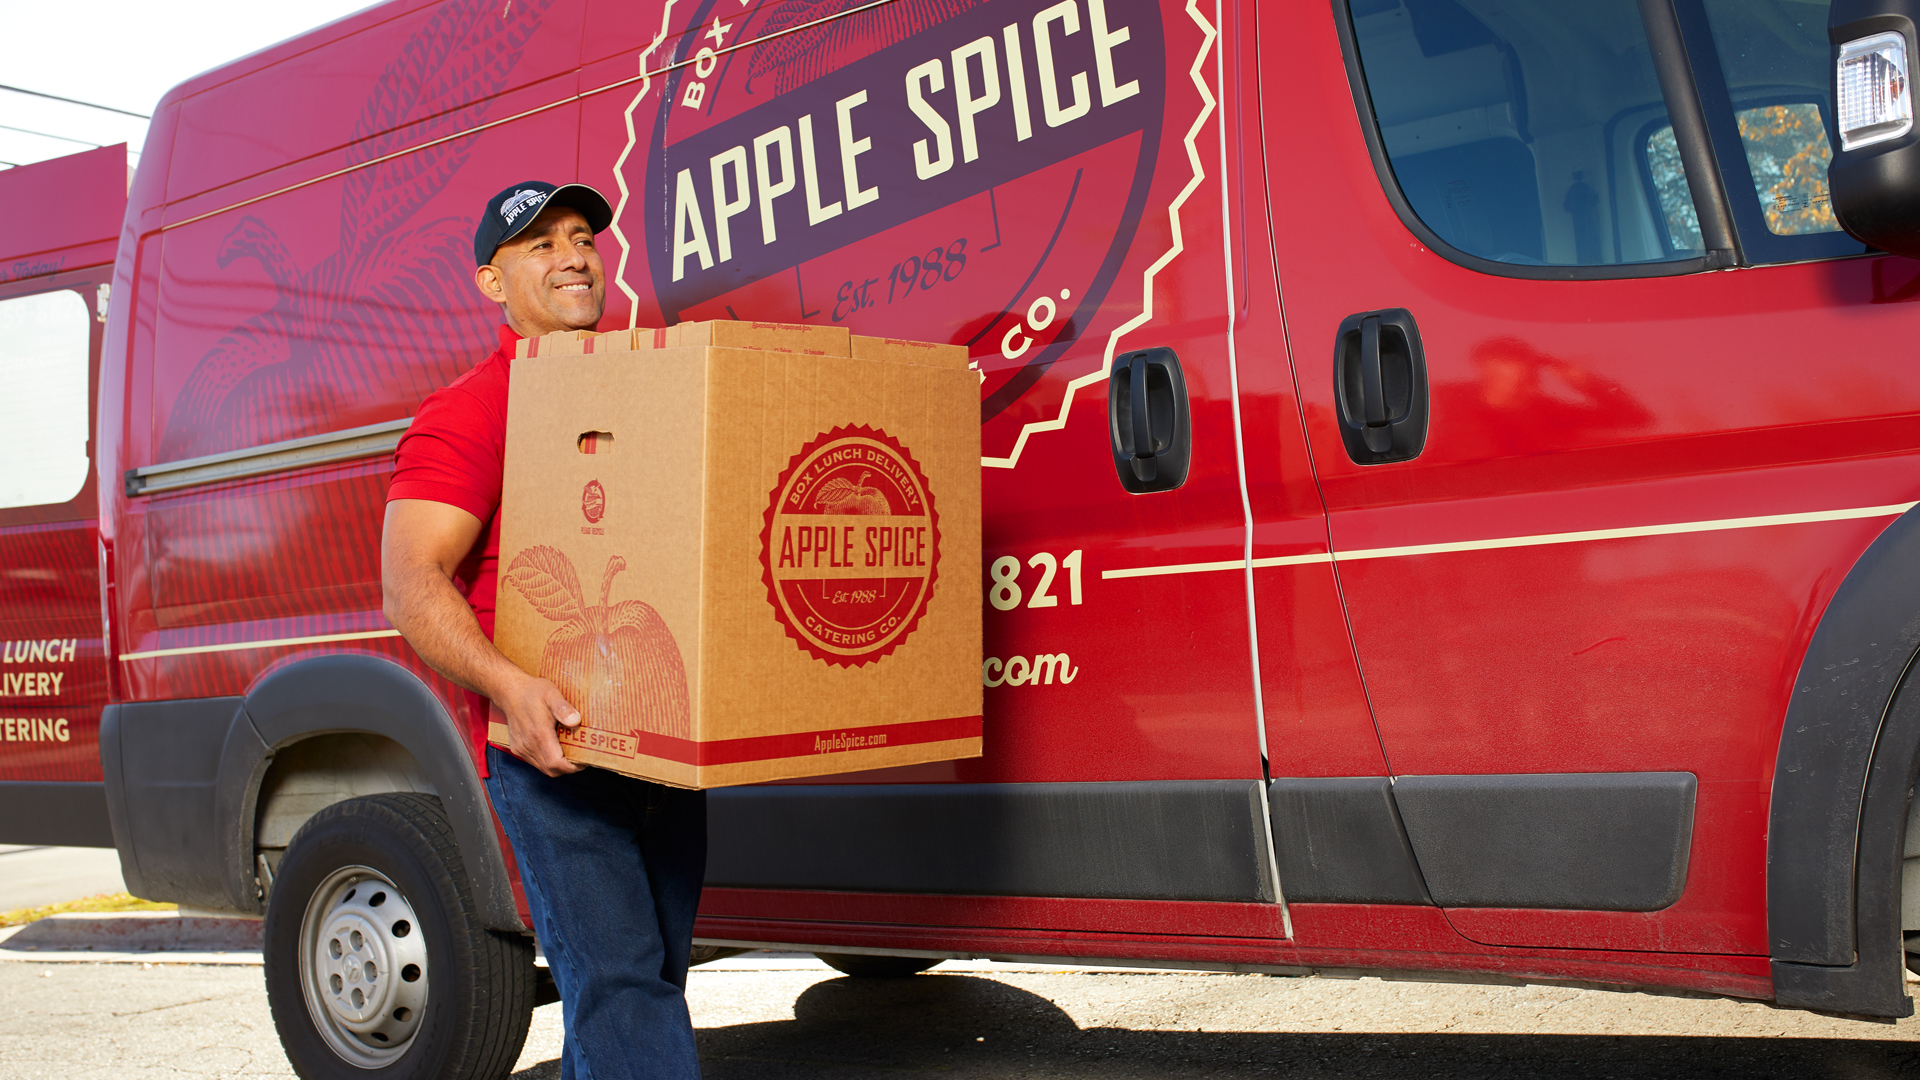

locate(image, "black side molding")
[[1267, 777, 1430, 904], [1392, 772, 1696, 911], [707, 780, 1274, 902], [0, 781, 115, 848], [1772, 604, 1920, 1019], [102, 697, 247, 908]]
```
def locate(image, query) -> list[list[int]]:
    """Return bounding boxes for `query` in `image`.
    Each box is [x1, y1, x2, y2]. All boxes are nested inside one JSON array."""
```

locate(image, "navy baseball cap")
[[474, 181, 614, 267]]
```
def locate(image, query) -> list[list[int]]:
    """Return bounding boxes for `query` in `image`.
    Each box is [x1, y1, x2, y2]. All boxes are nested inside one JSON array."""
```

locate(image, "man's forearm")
[[384, 565, 527, 703]]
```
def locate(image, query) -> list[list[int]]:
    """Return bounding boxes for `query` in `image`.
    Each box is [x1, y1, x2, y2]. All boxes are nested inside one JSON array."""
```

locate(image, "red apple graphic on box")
[[813, 471, 889, 515], [504, 545, 689, 738]]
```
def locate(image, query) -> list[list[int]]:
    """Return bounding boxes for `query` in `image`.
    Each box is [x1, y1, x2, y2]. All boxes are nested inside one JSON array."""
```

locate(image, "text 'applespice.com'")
[[814, 731, 889, 754]]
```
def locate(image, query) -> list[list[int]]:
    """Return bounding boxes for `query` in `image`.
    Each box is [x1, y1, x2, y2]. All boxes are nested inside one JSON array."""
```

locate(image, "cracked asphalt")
[[5, 956, 1920, 1078]]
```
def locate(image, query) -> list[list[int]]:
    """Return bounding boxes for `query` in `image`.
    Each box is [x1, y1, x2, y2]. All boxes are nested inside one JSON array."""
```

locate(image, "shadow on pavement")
[[512, 974, 1920, 1079]]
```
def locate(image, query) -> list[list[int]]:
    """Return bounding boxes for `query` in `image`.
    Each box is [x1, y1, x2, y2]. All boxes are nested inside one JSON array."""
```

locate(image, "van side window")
[[1686, 0, 1866, 261], [1347, 0, 1702, 271], [0, 290, 90, 510]]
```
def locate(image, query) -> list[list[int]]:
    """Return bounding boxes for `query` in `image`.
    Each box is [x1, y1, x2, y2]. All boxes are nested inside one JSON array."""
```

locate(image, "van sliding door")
[[579, 0, 1291, 934]]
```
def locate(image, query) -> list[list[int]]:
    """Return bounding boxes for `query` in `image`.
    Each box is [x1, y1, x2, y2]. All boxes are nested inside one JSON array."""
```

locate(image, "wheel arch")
[[218, 653, 523, 931], [1769, 503, 1920, 1017]]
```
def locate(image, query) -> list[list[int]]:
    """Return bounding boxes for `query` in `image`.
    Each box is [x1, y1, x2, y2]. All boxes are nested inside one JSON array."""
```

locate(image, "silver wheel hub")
[[298, 866, 429, 1067]]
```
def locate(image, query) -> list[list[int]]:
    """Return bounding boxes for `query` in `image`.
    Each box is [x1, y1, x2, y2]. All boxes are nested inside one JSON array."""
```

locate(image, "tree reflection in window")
[[1645, 126, 1703, 253], [1735, 103, 1839, 235]]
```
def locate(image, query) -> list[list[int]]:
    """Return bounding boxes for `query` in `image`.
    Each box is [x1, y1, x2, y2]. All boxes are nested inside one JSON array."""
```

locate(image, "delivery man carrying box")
[[381, 181, 705, 1080]]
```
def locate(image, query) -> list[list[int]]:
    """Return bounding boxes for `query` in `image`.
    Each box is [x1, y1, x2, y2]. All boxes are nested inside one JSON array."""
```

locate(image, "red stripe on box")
[[628, 714, 980, 766]]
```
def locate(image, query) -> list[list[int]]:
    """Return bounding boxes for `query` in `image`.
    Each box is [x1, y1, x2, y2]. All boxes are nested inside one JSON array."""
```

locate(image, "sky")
[[0, 0, 379, 171]]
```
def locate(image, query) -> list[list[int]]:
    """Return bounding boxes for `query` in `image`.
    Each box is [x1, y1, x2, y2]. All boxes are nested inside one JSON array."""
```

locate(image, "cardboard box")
[[493, 322, 982, 788], [514, 329, 594, 358], [850, 335, 970, 371], [516, 322, 850, 358]]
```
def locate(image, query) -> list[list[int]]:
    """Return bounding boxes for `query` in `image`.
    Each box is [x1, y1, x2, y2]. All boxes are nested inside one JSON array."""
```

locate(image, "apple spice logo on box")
[[627, 0, 1165, 435], [760, 426, 939, 667], [504, 547, 692, 740]]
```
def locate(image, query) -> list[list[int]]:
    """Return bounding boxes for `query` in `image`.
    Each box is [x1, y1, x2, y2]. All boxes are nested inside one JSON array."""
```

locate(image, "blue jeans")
[[484, 745, 707, 1080]]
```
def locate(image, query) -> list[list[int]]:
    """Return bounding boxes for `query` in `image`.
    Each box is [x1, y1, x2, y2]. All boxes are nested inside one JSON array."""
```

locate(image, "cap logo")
[[502, 188, 549, 225]]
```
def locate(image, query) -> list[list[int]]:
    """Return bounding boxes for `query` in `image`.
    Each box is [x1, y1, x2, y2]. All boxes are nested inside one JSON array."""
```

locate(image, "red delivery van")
[[0, 144, 124, 850], [86, 0, 1920, 1073]]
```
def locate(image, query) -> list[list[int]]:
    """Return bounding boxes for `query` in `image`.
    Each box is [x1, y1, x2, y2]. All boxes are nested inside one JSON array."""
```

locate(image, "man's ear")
[[474, 262, 506, 304]]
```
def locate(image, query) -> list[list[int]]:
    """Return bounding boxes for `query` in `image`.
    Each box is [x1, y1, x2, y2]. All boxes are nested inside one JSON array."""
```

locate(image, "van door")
[[577, 0, 1320, 929], [0, 275, 110, 838], [1258, 0, 1920, 952], [0, 145, 126, 848]]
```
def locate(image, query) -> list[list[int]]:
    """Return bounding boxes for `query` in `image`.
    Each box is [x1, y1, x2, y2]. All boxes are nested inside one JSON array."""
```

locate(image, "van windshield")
[[1349, 0, 1702, 267]]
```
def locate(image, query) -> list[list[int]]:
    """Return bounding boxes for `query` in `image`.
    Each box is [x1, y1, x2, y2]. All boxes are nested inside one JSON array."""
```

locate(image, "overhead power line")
[[0, 122, 101, 148], [0, 84, 149, 120]]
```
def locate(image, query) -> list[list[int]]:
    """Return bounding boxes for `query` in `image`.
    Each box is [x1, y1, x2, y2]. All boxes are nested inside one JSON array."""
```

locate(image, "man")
[[382, 180, 706, 1080]]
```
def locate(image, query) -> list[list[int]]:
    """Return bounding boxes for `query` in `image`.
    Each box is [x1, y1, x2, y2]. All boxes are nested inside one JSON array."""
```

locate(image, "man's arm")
[[381, 499, 582, 776]]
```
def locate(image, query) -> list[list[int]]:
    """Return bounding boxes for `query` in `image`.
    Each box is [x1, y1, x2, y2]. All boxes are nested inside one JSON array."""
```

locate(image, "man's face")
[[474, 205, 606, 336]]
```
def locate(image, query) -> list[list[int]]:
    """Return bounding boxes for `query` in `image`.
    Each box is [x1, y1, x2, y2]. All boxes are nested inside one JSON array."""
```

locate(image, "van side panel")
[[572, 0, 1397, 941], [103, 3, 587, 917], [125, 10, 581, 698], [577, 0, 1271, 791]]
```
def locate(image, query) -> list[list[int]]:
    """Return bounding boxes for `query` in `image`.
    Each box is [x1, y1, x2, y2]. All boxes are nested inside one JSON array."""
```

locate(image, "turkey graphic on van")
[[156, 0, 559, 461]]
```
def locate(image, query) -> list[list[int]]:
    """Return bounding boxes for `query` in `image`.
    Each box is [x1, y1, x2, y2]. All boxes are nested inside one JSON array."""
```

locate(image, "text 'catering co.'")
[[620, 0, 1168, 410]]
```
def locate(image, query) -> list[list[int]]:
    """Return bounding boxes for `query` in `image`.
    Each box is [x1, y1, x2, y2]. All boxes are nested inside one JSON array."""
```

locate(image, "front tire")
[[265, 793, 535, 1080]]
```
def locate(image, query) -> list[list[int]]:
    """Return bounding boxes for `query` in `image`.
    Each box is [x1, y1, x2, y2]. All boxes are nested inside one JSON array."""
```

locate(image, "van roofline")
[[152, 0, 411, 115]]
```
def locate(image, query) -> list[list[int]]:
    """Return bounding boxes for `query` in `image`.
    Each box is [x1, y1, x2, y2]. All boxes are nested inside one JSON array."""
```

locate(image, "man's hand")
[[382, 499, 584, 776], [494, 671, 584, 776]]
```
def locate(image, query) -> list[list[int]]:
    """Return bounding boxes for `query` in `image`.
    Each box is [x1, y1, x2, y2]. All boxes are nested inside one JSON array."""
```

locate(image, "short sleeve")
[[388, 381, 503, 523]]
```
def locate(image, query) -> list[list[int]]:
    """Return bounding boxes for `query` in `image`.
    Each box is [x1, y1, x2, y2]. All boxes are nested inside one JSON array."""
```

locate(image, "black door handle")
[[1334, 308, 1428, 464], [1108, 347, 1191, 493], [1129, 351, 1158, 479]]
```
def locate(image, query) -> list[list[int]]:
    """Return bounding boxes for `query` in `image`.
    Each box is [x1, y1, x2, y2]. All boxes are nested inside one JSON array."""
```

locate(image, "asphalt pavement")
[[3, 954, 1919, 1079], [0, 846, 126, 911]]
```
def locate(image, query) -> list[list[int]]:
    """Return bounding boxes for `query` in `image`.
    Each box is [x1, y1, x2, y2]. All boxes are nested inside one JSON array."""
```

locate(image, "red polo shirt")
[[388, 324, 521, 773]]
